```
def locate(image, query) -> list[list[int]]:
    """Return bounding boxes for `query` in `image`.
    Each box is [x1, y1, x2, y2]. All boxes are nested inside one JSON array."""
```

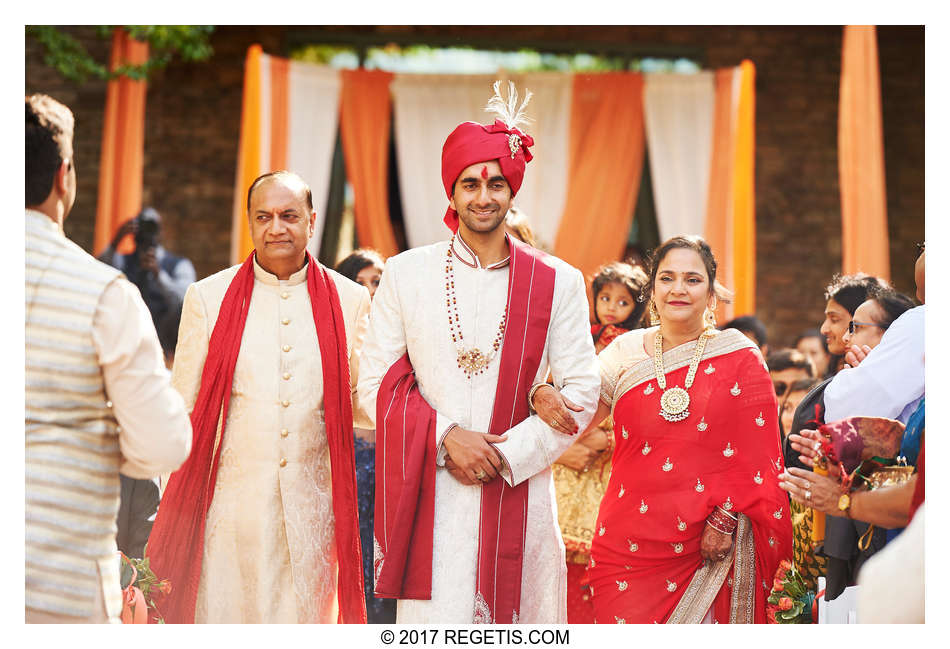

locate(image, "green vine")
[[27, 25, 214, 83]]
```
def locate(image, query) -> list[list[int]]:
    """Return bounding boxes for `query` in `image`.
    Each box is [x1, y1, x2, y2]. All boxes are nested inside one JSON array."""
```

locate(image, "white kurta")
[[171, 258, 371, 623], [357, 237, 600, 623]]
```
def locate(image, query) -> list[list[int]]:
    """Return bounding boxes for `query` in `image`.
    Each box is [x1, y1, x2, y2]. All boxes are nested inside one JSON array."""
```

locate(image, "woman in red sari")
[[586, 236, 792, 623]]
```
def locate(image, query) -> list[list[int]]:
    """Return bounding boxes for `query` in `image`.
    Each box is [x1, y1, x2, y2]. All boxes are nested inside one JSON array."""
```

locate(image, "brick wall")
[[25, 25, 924, 347]]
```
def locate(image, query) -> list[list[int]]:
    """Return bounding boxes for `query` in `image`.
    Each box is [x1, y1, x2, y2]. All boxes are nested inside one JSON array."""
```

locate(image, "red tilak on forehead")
[[480, 165, 489, 179]]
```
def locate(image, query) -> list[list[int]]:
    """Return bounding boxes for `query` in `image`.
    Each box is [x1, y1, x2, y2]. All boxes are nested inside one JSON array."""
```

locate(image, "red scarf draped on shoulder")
[[373, 237, 555, 623], [147, 252, 366, 624]]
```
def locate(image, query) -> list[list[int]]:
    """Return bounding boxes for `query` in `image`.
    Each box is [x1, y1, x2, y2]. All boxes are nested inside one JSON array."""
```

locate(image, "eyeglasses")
[[848, 320, 887, 335]]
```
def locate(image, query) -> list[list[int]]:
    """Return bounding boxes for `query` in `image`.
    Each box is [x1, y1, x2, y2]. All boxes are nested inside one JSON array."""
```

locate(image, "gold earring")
[[649, 301, 660, 326], [704, 307, 717, 332]]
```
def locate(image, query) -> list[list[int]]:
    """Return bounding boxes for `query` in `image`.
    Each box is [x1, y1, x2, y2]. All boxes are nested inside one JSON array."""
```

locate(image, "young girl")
[[590, 261, 649, 350], [553, 260, 648, 623]]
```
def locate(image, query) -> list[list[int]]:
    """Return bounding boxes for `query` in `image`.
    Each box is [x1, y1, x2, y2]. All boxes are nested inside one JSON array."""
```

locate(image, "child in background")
[[590, 261, 649, 351], [554, 260, 648, 623]]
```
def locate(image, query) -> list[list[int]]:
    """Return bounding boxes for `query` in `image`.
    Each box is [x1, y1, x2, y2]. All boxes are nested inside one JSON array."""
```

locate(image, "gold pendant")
[[457, 348, 489, 378], [659, 386, 690, 422]]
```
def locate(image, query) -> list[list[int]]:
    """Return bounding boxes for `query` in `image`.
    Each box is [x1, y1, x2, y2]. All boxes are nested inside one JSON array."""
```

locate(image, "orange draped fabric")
[[231, 45, 263, 264], [839, 26, 890, 281], [93, 28, 149, 255], [705, 68, 738, 323], [339, 69, 399, 259], [552, 73, 645, 280], [731, 60, 757, 316], [269, 56, 290, 172]]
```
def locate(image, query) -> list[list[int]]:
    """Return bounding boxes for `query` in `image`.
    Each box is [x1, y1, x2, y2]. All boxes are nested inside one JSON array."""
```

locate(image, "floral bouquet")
[[766, 560, 816, 624], [118, 547, 171, 623]]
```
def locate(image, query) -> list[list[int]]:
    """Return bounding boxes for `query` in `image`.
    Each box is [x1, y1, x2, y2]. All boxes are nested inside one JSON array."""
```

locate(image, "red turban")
[[440, 118, 535, 233]]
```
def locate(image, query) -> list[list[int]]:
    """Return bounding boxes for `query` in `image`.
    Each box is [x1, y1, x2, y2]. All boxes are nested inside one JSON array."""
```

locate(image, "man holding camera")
[[99, 207, 196, 360]]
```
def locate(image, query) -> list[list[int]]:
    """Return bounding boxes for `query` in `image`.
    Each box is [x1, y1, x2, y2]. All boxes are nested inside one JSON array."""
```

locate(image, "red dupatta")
[[147, 252, 366, 624], [373, 237, 556, 623]]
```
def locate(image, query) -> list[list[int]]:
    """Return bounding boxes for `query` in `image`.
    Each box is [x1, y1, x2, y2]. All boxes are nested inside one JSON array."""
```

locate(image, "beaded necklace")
[[445, 236, 508, 378]]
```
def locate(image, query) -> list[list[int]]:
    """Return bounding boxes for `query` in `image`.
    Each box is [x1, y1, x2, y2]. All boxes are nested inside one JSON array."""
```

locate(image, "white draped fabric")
[[391, 74, 499, 248], [287, 62, 341, 258], [505, 72, 573, 251], [643, 72, 716, 241]]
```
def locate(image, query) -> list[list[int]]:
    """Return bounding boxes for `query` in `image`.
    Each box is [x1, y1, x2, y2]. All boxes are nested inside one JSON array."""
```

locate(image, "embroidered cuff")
[[435, 412, 458, 467]]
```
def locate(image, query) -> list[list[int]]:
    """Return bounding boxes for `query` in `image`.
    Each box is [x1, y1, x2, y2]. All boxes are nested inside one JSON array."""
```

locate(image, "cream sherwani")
[[357, 237, 599, 623], [171, 257, 371, 623]]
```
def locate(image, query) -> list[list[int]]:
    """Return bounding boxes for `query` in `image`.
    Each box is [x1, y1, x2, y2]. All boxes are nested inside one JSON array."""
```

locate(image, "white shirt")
[[823, 305, 924, 424]]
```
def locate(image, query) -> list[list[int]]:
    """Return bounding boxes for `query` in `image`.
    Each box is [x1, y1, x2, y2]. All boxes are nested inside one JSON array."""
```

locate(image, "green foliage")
[[119, 547, 171, 623], [27, 25, 214, 83]]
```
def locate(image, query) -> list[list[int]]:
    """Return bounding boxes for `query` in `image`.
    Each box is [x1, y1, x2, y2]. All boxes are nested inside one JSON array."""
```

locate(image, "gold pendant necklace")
[[445, 237, 508, 379], [654, 328, 710, 423]]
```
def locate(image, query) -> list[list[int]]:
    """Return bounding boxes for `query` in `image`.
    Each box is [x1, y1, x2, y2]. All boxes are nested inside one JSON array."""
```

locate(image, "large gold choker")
[[653, 328, 710, 422]]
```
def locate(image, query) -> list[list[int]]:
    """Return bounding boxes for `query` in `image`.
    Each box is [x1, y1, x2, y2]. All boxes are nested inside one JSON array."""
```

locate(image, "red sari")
[[588, 328, 791, 623]]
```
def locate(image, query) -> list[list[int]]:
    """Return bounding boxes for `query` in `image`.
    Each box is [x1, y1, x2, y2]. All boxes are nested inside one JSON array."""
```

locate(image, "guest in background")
[[335, 248, 395, 624], [115, 476, 160, 559], [336, 248, 384, 300], [722, 314, 769, 356], [766, 348, 815, 398], [794, 328, 832, 378], [783, 284, 916, 600], [99, 206, 196, 362], [553, 260, 647, 623], [819, 274, 885, 375], [779, 377, 821, 442]]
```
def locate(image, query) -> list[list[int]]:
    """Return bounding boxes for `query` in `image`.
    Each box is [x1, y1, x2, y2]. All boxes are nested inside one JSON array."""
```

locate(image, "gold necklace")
[[445, 237, 508, 379], [653, 328, 710, 422]]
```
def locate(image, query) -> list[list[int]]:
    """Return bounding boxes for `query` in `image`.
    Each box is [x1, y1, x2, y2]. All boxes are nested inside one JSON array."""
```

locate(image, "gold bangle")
[[527, 382, 549, 412]]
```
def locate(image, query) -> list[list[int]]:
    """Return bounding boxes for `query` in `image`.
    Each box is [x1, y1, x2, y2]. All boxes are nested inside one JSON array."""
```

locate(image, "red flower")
[[778, 596, 794, 611], [158, 580, 172, 595], [773, 578, 784, 592], [774, 559, 792, 582]]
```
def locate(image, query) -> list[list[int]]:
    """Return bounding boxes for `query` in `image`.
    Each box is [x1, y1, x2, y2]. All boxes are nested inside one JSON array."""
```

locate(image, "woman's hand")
[[578, 426, 609, 452], [532, 384, 582, 435], [779, 467, 843, 516], [700, 523, 734, 563], [555, 441, 601, 472]]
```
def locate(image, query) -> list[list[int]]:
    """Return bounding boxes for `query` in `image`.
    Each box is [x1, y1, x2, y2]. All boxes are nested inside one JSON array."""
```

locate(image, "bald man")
[[148, 171, 371, 623]]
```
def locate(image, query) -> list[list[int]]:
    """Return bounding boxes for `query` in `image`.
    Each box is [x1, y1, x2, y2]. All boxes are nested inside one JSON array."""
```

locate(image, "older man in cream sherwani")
[[151, 171, 371, 623]]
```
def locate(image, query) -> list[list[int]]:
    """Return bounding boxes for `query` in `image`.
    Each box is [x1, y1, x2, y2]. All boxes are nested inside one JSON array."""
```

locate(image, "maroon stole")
[[147, 252, 366, 624], [373, 237, 556, 623]]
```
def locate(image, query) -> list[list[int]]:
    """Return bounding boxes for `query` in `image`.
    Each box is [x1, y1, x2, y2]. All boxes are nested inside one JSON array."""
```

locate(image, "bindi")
[[480, 165, 489, 179]]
